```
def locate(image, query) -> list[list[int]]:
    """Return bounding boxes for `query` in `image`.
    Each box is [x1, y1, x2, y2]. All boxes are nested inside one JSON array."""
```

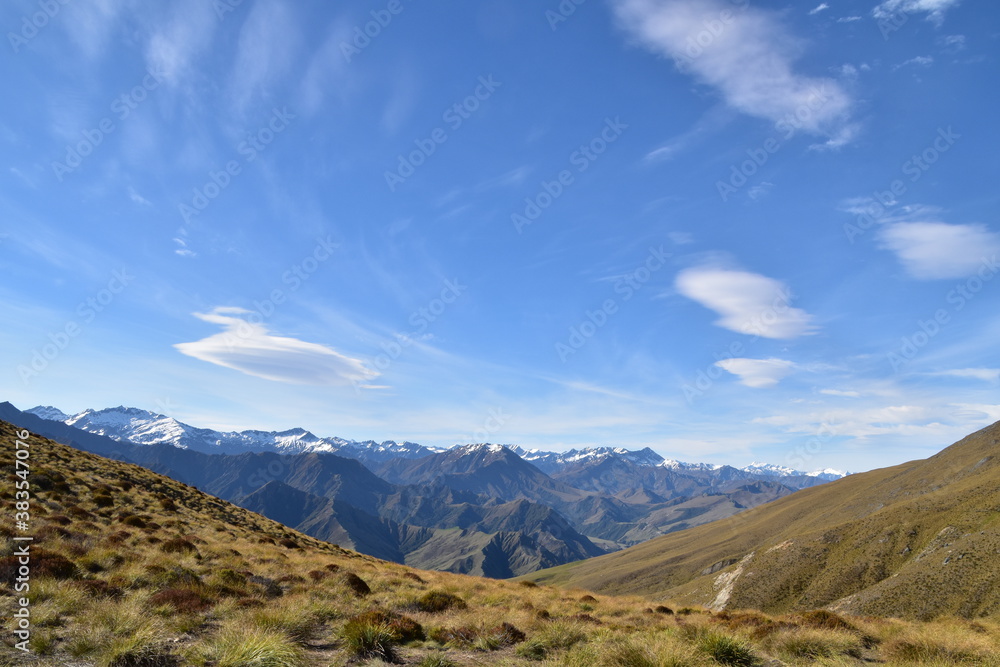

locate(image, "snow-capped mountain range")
[[26, 405, 848, 479]]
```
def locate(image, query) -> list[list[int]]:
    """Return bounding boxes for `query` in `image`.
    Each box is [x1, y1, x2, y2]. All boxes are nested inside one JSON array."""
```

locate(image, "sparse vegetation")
[[2, 421, 999, 666]]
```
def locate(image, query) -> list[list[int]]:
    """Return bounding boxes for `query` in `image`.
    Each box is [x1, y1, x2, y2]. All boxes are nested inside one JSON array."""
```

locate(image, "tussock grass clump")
[[415, 654, 457, 667], [882, 625, 999, 664], [96, 621, 175, 667], [204, 625, 305, 667], [441, 621, 527, 652], [515, 637, 548, 660], [428, 625, 478, 647], [795, 608, 857, 632], [763, 627, 864, 660], [159, 537, 198, 555], [697, 631, 762, 667], [248, 598, 323, 642], [531, 620, 589, 654], [344, 610, 425, 644], [341, 615, 399, 662], [414, 589, 467, 613]]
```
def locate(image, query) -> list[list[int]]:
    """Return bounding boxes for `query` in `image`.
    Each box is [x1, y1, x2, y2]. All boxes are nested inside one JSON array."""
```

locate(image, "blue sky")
[[2, 0, 997, 472]]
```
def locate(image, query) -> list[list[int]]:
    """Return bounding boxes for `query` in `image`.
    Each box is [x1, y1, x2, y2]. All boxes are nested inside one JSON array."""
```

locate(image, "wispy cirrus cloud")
[[820, 389, 861, 398], [229, 0, 299, 115], [930, 368, 1000, 382], [878, 221, 1000, 279], [175, 307, 377, 385], [675, 266, 816, 339], [62, 0, 123, 61], [611, 0, 854, 143], [144, 0, 219, 86], [716, 358, 796, 388], [873, 0, 962, 26]]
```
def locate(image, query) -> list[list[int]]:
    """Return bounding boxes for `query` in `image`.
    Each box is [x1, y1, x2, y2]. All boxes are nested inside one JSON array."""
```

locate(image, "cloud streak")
[[675, 266, 816, 339], [716, 357, 796, 388], [931, 368, 1000, 382], [878, 221, 1000, 279], [229, 0, 298, 116], [175, 307, 377, 385], [611, 0, 854, 142], [873, 0, 962, 26]]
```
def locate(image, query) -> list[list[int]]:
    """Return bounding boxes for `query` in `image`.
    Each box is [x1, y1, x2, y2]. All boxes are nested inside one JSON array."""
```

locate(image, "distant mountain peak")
[[26, 405, 69, 422], [25, 404, 850, 480], [26, 403, 443, 463]]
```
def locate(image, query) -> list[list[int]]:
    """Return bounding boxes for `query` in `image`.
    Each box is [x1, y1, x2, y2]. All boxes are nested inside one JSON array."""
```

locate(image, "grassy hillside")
[[525, 421, 1000, 620], [3, 419, 999, 666]]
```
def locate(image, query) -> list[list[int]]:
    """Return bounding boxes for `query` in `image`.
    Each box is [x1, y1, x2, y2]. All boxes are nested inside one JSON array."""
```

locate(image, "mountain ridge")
[[525, 419, 1000, 620], [26, 404, 849, 478], [5, 401, 848, 578]]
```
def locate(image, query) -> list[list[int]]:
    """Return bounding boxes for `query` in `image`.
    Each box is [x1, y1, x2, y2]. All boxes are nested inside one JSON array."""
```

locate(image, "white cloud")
[[299, 23, 352, 116], [62, 0, 122, 60], [144, 0, 219, 86], [645, 105, 733, 162], [837, 16, 863, 22], [893, 55, 934, 71], [938, 34, 966, 53], [932, 368, 1000, 382], [747, 182, 774, 200], [675, 266, 816, 339], [175, 307, 377, 385], [878, 222, 1000, 279], [809, 4, 830, 15], [611, 0, 853, 142], [873, 0, 961, 26], [820, 389, 861, 397], [949, 403, 1000, 422], [229, 0, 298, 115], [128, 187, 152, 206], [715, 358, 796, 388]]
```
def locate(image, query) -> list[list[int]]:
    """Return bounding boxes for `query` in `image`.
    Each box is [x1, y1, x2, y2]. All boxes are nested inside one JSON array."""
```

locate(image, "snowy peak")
[[511, 445, 664, 470], [29, 404, 443, 462], [742, 461, 798, 477], [451, 443, 517, 461], [805, 468, 849, 481], [659, 458, 722, 471], [26, 405, 70, 422], [27, 404, 850, 479], [741, 461, 849, 480]]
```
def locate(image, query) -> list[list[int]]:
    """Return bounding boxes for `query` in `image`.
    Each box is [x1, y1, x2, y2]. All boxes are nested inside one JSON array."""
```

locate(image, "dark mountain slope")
[[0, 402, 601, 576]]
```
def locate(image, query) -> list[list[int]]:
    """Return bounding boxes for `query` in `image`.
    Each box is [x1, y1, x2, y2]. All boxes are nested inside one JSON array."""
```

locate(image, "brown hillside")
[[526, 421, 1000, 620]]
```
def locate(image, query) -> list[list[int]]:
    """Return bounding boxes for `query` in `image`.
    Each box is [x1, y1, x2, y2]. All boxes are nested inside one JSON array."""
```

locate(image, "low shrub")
[[415, 590, 467, 613], [159, 538, 198, 555], [340, 571, 371, 597], [149, 588, 213, 613]]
